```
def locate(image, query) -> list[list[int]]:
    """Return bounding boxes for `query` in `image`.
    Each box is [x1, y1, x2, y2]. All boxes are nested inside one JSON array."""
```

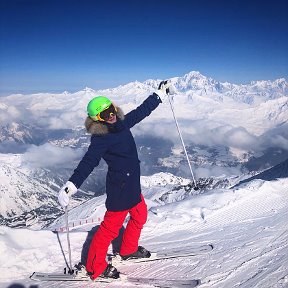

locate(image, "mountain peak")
[[184, 71, 206, 79], [83, 87, 96, 94]]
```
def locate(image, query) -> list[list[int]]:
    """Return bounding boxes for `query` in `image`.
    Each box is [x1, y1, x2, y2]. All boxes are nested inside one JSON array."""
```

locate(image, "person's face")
[[105, 114, 117, 124], [97, 104, 117, 123]]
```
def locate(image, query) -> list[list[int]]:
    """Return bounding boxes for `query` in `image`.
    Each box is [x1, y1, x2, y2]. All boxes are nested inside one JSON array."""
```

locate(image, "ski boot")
[[121, 246, 151, 260], [99, 263, 120, 279], [73, 262, 90, 280]]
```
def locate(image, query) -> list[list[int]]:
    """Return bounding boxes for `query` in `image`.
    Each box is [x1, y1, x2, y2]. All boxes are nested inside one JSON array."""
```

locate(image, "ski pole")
[[65, 206, 73, 274], [167, 93, 198, 190]]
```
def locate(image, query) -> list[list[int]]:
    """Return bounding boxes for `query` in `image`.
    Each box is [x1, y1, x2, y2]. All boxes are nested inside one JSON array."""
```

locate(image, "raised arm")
[[124, 93, 162, 129], [124, 80, 175, 129]]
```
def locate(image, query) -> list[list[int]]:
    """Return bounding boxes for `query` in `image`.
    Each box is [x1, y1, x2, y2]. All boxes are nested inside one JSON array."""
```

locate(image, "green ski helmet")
[[87, 96, 112, 117]]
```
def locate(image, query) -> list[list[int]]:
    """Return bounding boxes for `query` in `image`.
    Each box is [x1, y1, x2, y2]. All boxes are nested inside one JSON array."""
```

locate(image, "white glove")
[[58, 181, 77, 208], [156, 80, 177, 98]]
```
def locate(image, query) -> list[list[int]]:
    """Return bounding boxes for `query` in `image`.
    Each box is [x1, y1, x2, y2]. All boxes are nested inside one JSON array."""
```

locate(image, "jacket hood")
[[85, 106, 125, 135]]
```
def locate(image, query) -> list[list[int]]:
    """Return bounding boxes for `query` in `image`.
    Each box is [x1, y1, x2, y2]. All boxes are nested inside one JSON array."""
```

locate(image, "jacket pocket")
[[107, 170, 126, 189]]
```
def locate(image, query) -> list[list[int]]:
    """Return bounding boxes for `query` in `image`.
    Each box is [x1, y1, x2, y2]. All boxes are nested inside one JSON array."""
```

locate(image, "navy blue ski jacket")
[[69, 93, 162, 211]]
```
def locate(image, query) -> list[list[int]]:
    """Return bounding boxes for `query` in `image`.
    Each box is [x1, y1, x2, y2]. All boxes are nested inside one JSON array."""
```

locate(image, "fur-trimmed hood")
[[85, 106, 125, 135]]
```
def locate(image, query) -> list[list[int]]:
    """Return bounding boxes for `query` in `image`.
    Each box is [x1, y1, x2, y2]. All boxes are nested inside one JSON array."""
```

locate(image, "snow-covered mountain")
[[0, 154, 93, 228], [0, 160, 59, 228], [0, 71, 287, 147], [0, 71, 287, 229], [145, 71, 287, 104], [1, 71, 287, 164]]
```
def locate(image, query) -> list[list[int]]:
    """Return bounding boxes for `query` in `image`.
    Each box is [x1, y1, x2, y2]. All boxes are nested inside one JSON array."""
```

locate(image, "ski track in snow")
[[1, 179, 288, 288]]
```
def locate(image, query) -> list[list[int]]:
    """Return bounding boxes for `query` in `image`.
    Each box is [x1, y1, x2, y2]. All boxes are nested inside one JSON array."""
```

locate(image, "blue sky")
[[0, 0, 287, 94]]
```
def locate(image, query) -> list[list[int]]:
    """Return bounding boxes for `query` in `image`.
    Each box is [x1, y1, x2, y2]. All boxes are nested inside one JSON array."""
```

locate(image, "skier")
[[58, 80, 173, 281]]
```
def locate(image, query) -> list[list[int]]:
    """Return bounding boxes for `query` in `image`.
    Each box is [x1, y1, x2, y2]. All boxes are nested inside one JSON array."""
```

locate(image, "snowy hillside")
[[0, 153, 92, 228], [0, 159, 287, 287], [0, 162, 61, 228]]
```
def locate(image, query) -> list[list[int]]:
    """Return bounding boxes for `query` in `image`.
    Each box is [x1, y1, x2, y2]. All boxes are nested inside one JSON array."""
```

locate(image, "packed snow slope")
[[0, 161, 287, 288]]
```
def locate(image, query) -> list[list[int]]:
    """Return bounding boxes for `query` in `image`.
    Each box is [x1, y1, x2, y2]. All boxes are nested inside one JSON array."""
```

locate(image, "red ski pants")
[[86, 195, 147, 280]]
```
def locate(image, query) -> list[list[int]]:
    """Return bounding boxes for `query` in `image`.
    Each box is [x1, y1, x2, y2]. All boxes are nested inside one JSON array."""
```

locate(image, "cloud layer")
[[22, 143, 84, 169]]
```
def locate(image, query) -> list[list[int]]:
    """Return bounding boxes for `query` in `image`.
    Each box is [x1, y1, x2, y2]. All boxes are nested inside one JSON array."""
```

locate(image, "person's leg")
[[86, 209, 128, 279], [120, 195, 148, 256]]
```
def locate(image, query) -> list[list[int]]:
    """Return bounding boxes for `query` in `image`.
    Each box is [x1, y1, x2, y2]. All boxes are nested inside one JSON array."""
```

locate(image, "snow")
[[0, 174, 287, 287], [0, 71, 288, 287]]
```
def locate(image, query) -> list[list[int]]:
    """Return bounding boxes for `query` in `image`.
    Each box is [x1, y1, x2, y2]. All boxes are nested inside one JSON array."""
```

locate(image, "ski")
[[30, 245, 211, 286], [30, 271, 92, 282], [30, 272, 200, 287], [111, 244, 213, 264]]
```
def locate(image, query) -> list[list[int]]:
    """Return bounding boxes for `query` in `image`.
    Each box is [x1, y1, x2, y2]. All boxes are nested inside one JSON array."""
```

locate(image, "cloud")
[[45, 109, 86, 129], [133, 118, 256, 151], [133, 115, 288, 157], [133, 120, 180, 144], [259, 123, 288, 151], [195, 165, 243, 178], [22, 143, 84, 169], [0, 141, 30, 153], [0, 104, 22, 124], [1, 91, 287, 181], [223, 127, 258, 150], [0, 99, 85, 130], [269, 135, 288, 150]]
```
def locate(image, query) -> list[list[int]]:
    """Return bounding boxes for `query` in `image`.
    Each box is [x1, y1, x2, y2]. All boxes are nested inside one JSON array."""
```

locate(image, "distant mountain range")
[[1, 70, 287, 142]]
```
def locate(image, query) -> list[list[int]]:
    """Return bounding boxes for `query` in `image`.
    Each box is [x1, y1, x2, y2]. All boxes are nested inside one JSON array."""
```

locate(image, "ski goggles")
[[96, 104, 117, 122]]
